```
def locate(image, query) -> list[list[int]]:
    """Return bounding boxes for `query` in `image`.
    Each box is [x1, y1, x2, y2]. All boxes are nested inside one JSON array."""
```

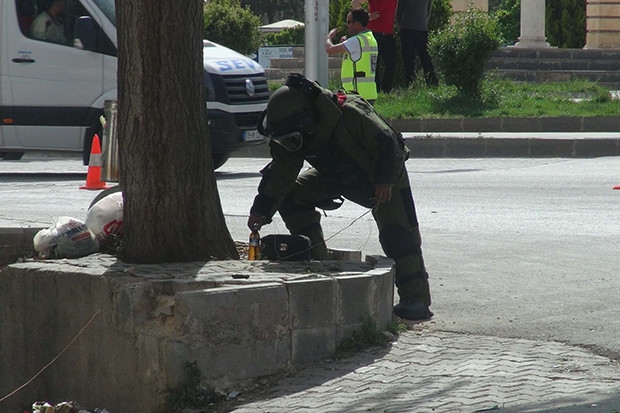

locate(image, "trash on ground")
[[85, 191, 123, 251], [31, 401, 110, 413], [33, 217, 99, 259]]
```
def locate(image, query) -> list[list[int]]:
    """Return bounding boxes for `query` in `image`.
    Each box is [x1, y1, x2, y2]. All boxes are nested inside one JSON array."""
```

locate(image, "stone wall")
[[0, 255, 394, 413], [0, 227, 41, 268], [586, 0, 620, 48]]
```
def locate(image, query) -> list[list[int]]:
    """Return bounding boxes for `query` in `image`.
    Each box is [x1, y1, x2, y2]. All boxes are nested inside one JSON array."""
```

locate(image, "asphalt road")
[[1, 153, 620, 361]]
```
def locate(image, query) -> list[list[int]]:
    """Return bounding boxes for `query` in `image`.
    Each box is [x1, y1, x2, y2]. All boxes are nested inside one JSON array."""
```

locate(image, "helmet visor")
[[258, 110, 305, 152], [272, 131, 304, 152]]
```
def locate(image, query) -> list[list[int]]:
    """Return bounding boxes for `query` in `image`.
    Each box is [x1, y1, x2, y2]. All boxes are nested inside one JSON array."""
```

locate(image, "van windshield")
[[92, 0, 115, 26]]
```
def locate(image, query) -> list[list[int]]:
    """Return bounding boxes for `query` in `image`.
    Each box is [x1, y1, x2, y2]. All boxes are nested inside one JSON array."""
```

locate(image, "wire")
[[357, 215, 375, 251], [269, 207, 375, 261], [323, 207, 374, 244], [0, 309, 102, 404]]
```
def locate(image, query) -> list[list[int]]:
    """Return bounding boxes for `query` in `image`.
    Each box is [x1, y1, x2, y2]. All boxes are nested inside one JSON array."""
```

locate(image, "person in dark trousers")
[[247, 73, 433, 321], [395, 0, 438, 87], [353, 0, 398, 93]]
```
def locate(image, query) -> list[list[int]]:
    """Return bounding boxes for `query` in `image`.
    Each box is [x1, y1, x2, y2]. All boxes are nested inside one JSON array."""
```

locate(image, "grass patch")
[[388, 319, 408, 336], [335, 318, 407, 359], [373, 78, 620, 119], [165, 361, 225, 412], [335, 318, 388, 358], [270, 77, 618, 119]]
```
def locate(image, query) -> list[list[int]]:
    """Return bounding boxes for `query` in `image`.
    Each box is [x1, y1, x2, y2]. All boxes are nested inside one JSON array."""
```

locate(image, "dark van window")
[[16, 0, 37, 35], [17, 0, 116, 56]]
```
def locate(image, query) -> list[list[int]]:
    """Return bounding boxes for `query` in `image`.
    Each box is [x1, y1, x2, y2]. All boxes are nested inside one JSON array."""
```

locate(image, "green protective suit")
[[250, 89, 431, 306]]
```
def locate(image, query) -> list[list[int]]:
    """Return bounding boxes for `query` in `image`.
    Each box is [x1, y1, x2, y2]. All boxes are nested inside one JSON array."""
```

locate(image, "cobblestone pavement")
[[230, 329, 620, 413]]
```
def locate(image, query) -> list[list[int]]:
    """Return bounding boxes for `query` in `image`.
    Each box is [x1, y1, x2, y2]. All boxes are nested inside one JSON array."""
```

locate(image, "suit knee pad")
[[379, 225, 421, 260]]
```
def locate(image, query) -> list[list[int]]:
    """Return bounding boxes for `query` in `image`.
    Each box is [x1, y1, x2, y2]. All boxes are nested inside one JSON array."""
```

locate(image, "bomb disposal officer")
[[247, 74, 432, 321]]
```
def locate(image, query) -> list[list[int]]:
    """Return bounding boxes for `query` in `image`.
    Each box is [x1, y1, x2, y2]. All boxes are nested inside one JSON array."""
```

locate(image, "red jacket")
[[367, 0, 397, 35]]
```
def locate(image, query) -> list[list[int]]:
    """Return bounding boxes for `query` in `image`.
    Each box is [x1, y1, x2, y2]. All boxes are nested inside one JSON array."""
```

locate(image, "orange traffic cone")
[[80, 134, 109, 190]]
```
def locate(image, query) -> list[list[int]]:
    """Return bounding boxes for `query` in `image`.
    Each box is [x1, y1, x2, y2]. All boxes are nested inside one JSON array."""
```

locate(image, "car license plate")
[[243, 130, 264, 142]]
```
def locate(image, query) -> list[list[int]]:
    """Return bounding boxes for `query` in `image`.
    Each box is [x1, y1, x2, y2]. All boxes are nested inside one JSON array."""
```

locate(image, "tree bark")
[[116, 0, 239, 263]]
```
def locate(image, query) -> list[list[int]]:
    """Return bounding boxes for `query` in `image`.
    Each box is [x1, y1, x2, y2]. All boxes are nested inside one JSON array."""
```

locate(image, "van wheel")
[[212, 153, 230, 170], [1, 152, 25, 160]]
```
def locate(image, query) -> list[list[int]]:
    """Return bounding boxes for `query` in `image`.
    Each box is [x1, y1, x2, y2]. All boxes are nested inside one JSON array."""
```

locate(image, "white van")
[[0, 0, 268, 168]]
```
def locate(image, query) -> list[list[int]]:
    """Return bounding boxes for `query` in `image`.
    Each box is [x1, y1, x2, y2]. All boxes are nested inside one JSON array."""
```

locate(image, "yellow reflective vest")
[[341, 30, 378, 101]]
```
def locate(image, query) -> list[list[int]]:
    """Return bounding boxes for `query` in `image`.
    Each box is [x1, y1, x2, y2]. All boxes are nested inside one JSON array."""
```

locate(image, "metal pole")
[[101, 100, 120, 182], [304, 0, 329, 87]]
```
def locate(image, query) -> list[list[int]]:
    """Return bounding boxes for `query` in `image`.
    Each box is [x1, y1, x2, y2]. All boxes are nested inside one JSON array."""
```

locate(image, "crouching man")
[[247, 73, 432, 321]]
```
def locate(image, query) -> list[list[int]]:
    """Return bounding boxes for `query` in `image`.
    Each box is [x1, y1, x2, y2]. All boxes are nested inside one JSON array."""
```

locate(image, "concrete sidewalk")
[[228, 329, 620, 413]]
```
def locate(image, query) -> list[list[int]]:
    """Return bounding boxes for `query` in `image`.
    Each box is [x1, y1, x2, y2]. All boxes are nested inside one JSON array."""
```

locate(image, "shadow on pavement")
[[215, 171, 262, 181], [0, 173, 85, 181], [217, 345, 394, 412], [499, 392, 620, 412]]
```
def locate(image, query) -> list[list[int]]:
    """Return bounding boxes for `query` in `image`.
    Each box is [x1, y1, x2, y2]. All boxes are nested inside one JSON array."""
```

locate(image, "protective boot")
[[286, 225, 328, 260], [393, 277, 432, 320], [394, 300, 433, 320], [304, 228, 329, 260]]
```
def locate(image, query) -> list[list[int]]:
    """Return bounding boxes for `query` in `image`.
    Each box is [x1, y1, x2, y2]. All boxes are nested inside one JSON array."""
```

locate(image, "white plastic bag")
[[32, 402, 55, 413], [85, 191, 123, 250], [33, 217, 99, 259]]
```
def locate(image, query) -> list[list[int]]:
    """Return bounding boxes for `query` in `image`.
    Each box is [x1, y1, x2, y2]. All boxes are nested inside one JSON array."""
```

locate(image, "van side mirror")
[[75, 16, 98, 51]]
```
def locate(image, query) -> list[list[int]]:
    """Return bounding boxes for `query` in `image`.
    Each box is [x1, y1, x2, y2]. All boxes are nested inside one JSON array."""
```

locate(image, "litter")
[[33, 217, 99, 259], [85, 191, 123, 251], [31, 401, 110, 413]]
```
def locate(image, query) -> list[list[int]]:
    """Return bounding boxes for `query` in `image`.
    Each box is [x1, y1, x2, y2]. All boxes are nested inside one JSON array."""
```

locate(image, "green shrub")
[[263, 25, 305, 45], [429, 6, 501, 97], [204, 0, 262, 55], [329, 0, 351, 42], [335, 318, 392, 359], [429, 0, 452, 33], [546, 0, 586, 48], [492, 0, 520, 45]]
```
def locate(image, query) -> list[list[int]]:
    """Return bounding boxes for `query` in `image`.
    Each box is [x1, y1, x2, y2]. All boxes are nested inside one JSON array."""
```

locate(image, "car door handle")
[[12, 57, 35, 63]]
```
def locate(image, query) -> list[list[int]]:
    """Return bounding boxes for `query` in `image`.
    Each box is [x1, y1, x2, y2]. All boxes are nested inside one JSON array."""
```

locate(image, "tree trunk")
[[116, 0, 239, 263]]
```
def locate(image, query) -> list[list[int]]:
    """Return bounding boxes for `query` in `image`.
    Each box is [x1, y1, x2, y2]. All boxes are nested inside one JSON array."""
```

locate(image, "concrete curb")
[[405, 135, 620, 158], [389, 116, 620, 134], [233, 134, 620, 159], [0, 227, 42, 268], [231, 117, 620, 159]]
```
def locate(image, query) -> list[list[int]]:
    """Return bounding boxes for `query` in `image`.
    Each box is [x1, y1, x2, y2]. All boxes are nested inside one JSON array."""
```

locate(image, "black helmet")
[[257, 78, 320, 152]]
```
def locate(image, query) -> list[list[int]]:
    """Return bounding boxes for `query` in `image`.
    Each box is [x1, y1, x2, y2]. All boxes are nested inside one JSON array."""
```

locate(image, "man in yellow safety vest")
[[325, 8, 378, 103]]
